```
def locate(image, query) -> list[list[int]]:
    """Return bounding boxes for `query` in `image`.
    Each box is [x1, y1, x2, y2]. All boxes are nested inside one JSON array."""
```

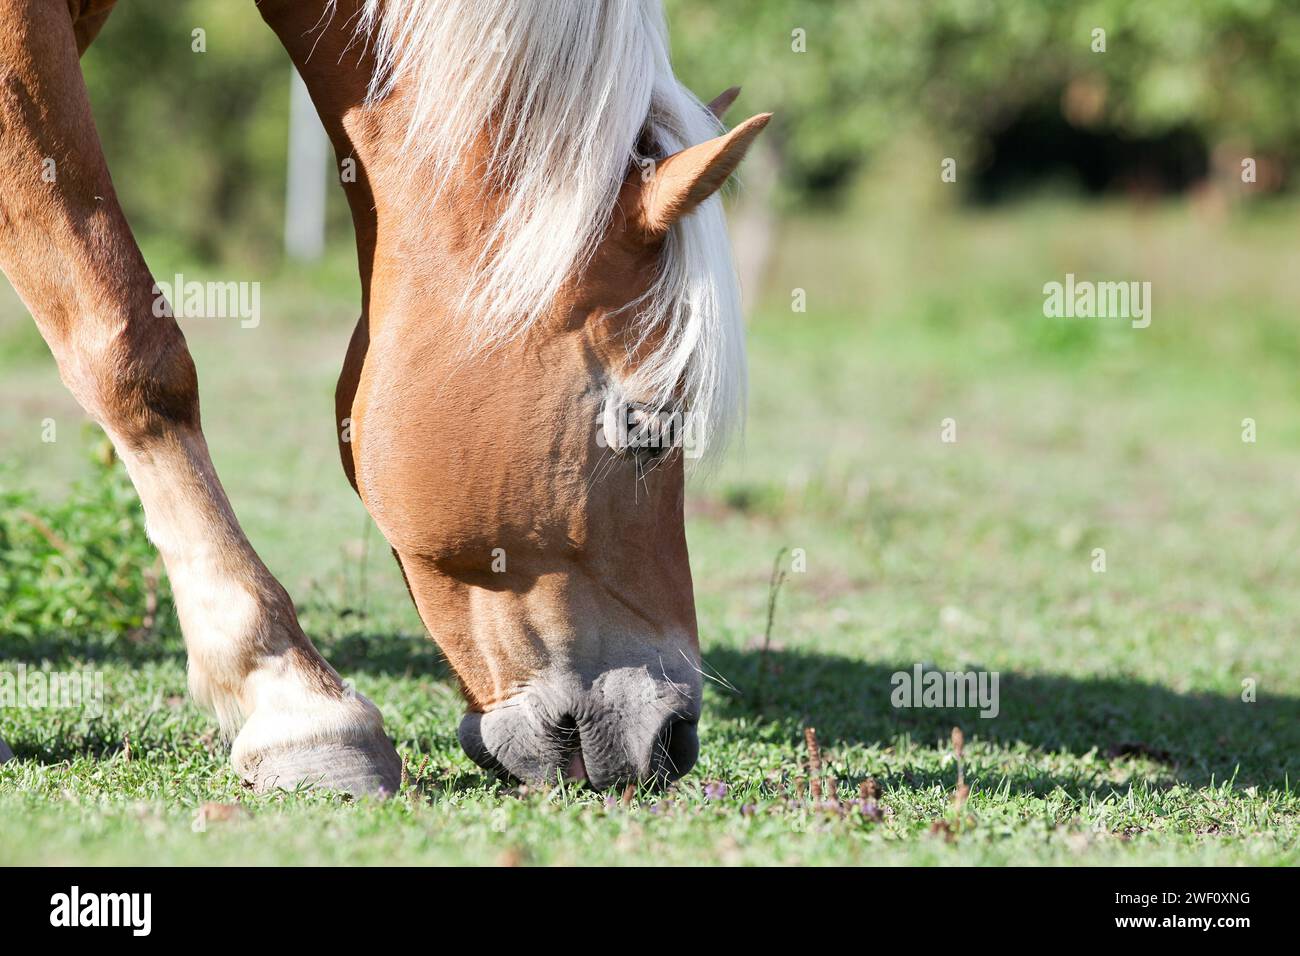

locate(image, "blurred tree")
[[80, 1, 292, 263], [664, 0, 888, 301], [666, 0, 1300, 190], [665, 0, 1300, 287], [66, 0, 1300, 268]]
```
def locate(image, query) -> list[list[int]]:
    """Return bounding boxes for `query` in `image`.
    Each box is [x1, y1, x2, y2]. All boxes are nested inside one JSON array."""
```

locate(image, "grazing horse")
[[0, 0, 768, 795]]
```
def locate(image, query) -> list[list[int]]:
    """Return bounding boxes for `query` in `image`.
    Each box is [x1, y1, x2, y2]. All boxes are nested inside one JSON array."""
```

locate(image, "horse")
[[0, 0, 769, 796]]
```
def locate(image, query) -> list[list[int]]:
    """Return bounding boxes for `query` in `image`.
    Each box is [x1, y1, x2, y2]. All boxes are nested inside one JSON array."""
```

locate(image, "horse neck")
[[260, 0, 504, 339], [361, 125, 515, 342]]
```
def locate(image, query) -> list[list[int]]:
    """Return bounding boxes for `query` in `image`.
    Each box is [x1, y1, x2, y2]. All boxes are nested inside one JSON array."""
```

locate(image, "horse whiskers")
[[653, 735, 680, 782], [679, 647, 740, 696], [584, 444, 622, 495]]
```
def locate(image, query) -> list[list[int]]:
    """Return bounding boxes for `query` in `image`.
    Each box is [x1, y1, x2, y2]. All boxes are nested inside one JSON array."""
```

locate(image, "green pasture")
[[1, 201, 1297, 865]]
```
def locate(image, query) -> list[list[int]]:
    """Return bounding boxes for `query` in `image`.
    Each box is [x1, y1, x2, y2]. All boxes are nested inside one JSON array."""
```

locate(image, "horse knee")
[[60, 316, 200, 444]]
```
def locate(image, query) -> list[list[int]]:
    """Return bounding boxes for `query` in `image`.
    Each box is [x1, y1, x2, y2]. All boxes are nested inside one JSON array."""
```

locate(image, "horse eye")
[[600, 396, 681, 463]]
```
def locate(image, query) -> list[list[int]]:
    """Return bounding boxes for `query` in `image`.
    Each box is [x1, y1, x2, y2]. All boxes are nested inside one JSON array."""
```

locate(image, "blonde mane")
[[340, 0, 746, 460]]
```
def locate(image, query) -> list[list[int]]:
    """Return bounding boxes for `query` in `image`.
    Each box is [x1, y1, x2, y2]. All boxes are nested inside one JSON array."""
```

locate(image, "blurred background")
[[40, 0, 1300, 266], [2, 0, 1299, 840]]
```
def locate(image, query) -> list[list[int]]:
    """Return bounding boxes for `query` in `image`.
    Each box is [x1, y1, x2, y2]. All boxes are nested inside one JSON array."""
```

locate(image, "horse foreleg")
[[0, 0, 400, 796]]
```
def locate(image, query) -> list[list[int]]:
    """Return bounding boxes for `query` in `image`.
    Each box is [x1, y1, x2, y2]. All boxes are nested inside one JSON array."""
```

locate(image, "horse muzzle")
[[457, 663, 702, 790]]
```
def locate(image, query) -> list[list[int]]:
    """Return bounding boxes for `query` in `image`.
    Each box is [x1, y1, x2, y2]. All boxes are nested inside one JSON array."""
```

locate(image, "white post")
[[284, 68, 328, 261]]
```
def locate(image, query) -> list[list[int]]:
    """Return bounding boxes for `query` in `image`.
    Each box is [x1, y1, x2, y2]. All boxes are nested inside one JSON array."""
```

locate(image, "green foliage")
[[69, 0, 1300, 257], [0, 461, 175, 657], [81, 1, 293, 263], [665, 0, 1300, 193]]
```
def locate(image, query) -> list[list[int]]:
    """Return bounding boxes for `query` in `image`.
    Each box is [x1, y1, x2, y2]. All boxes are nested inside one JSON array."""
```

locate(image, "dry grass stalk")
[[951, 726, 968, 811], [754, 548, 789, 707], [805, 726, 822, 800], [18, 511, 82, 570]]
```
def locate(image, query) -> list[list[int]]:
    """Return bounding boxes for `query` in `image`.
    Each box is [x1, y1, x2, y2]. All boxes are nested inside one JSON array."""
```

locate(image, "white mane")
[[343, 0, 746, 460]]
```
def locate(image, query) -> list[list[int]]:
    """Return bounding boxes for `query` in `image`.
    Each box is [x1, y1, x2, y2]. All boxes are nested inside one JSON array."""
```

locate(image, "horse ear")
[[639, 113, 771, 237], [705, 86, 741, 119]]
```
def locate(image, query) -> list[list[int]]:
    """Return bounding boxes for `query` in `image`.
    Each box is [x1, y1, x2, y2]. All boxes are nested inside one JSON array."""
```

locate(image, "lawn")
[[1, 200, 1298, 865]]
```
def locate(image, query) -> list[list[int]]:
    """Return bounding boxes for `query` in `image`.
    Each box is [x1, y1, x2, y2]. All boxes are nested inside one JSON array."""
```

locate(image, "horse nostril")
[[550, 714, 587, 782], [460, 694, 701, 790], [654, 716, 700, 784], [565, 749, 588, 782]]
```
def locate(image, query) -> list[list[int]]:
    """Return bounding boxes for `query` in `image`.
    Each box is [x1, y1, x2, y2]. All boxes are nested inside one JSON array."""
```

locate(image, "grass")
[[1, 199, 1298, 865]]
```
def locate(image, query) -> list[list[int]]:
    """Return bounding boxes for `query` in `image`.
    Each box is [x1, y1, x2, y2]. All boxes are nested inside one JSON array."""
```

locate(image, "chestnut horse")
[[0, 0, 768, 794]]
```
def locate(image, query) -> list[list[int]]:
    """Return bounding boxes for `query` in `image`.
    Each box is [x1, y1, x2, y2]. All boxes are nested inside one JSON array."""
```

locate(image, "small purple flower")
[[741, 803, 757, 816], [857, 799, 883, 822], [703, 780, 728, 801]]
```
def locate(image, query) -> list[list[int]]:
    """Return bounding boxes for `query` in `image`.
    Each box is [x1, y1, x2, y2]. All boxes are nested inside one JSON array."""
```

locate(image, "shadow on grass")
[[2, 613, 449, 678], [0, 620, 460, 768], [313, 626, 452, 680], [9, 626, 1295, 794], [702, 647, 1298, 793]]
